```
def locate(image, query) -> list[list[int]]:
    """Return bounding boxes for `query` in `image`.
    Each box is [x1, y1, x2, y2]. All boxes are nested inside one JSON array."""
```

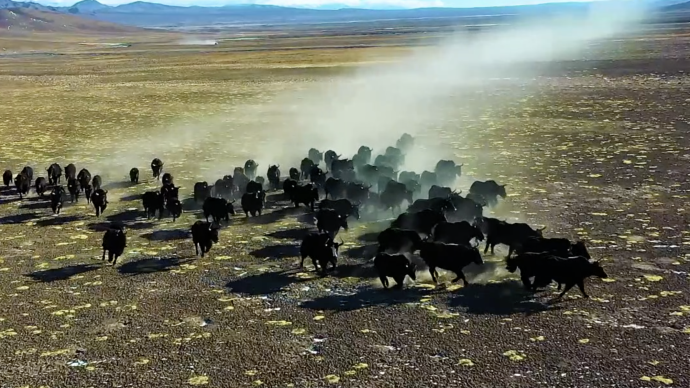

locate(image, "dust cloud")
[[89, 2, 646, 194], [251, 1, 647, 173]]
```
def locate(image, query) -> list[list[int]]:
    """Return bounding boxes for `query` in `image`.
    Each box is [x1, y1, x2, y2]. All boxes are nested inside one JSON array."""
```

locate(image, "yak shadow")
[[267, 227, 314, 241], [225, 269, 312, 295], [118, 257, 191, 276], [0, 212, 41, 224], [447, 280, 554, 315], [102, 181, 135, 191], [25, 263, 102, 282], [343, 244, 378, 260], [300, 286, 429, 312], [330, 262, 378, 279], [25, 195, 49, 202], [35, 215, 83, 227], [88, 221, 155, 232], [19, 200, 51, 210], [357, 232, 379, 243], [182, 198, 203, 211], [245, 206, 304, 225], [140, 229, 190, 241], [250, 244, 300, 259], [296, 212, 316, 225], [0, 196, 20, 205], [85, 209, 155, 231], [119, 194, 142, 202], [106, 209, 141, 223]]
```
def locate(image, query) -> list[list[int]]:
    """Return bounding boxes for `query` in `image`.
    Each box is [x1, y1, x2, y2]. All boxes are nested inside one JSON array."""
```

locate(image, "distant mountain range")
[[1, 0, 689, 29]]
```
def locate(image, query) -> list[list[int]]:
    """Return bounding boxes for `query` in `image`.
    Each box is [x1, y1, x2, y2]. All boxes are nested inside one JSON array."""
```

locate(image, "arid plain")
[[1, 15, 690, 388]]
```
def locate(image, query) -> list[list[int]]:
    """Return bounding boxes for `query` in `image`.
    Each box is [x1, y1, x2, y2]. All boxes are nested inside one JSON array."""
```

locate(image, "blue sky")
[[33, 0, 610, 9]]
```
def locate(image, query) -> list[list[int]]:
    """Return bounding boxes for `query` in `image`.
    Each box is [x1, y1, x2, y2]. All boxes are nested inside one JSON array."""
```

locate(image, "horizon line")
[[10, 0, 616, 11]]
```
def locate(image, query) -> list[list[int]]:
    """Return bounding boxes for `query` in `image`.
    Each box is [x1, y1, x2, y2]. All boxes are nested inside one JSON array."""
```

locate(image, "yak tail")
[[505, 256, 519, 273]]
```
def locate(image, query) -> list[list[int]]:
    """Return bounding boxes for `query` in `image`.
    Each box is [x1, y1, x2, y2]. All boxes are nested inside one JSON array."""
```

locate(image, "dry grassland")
[[0, 27, 689, 388]]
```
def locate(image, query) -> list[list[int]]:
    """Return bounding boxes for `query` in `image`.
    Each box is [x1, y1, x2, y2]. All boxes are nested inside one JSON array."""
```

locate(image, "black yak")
[[191, 221, 219, 258], [292, 183, 319, 211], [64, 163, 76, 181], [432, 221, 484, 246], [67, 178, 79, 202], [391, 209, 446, 236], [474, 217, 545, 257], [129, 168, 139, 184], [289, 167, 300, 181], [2, 170, 12, 187], [194, 181, 212, 203], [374, 253, 417, 289], [308, 148, 323, 166], [91, 189, 108, 217], [162, 173, 173, 186], [203, 197, 235, 223], [34, 177, 47, 197], [50, 186, 67, 214], [47, 163, 62, 185], [15, 173, 30, 199], [91, 175, 102, 191], [319, 198, 360, 220], [142, 191, 164, 219], [419, 241, 483, 285], [77, 168, 91, 192], [300, 232, 342, 273], [151, 158, 164, 181], [300, 158, 315, 180], [102, 224, 127, 265], [377, 228, 423, 254], [244, 159, 259, 180], [506, 253, 607, 298], [241, 191, 264, 217], [324, 177, 346, 200], [469, 180, 507, 207], [267, 165, 281, 191], [316, 208, 348, 238]]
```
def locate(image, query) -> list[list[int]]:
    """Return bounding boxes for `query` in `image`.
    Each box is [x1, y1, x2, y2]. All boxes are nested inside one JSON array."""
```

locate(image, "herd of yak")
[[2, 133, 608, 299]]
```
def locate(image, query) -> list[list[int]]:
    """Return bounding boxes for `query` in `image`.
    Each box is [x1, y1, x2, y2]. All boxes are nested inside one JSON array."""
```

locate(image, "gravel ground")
[[1, 30, 690, 388]]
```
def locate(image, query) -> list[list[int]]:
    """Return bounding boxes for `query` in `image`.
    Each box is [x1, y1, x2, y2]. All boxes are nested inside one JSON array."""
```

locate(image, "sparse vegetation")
[[0, 19, 689, 388]]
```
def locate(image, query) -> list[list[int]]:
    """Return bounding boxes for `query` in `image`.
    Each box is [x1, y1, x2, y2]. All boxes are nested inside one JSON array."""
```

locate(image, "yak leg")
[[520, 274, 533, 290], [393, 275, 405, 289], [429, 266, 438, 283], [299, 254, 307, 268], [379, 276, 389, 288], [557, 282, 576, 299], [102, 248, 107, 261], [194, 241, 199, 256], [484, 238, 491, 254], [451, 271, 468, 286], [576, 280, 589, 298]]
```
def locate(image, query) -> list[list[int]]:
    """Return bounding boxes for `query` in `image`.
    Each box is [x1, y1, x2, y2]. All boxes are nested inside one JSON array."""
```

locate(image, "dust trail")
[[84, 2, 646, 194], [248, 2, 647, 166]]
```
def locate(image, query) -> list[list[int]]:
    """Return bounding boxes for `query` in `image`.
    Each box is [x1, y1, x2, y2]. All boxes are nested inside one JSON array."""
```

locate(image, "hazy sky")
[[34, 0, 609, 9]]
